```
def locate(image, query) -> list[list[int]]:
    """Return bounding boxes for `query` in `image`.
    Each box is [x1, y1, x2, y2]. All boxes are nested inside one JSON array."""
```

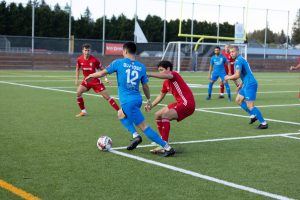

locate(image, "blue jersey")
[[106, 58, 148, 105], [210, 54, 228, 74], [234, 55, 257, 86]]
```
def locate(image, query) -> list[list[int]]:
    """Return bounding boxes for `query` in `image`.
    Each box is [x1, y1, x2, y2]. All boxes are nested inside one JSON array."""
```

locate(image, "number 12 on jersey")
[[126, 69, 139, 85]]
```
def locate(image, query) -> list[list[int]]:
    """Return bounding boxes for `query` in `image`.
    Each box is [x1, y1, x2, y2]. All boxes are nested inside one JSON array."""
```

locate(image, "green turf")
[[0, 70, 299, 200]]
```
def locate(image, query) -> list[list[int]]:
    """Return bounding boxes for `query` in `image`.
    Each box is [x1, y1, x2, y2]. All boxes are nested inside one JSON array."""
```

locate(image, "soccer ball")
[[97, 136, 112, 151]]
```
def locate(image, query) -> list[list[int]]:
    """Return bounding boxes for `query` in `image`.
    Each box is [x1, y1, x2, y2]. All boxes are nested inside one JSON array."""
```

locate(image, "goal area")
[[161, 42, 247, 72]]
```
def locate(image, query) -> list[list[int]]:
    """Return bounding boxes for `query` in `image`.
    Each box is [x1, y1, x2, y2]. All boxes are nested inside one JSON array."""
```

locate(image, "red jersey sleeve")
[[298, 57, 300, 63], [76, 57, 81, 69], [161, 80, 168, 93]]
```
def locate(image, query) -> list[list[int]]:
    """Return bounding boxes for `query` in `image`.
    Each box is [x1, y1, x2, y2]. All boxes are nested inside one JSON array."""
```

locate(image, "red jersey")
[[221, 50, 235, 65], [76, 55, 102, 78], [161, 71, 195, 106], [298, 57, 300, 63]]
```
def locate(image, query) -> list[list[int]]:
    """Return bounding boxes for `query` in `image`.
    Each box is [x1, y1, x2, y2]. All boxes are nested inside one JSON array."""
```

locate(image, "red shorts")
[[168, 101, 195, 122], [81, 79, 105, 93]]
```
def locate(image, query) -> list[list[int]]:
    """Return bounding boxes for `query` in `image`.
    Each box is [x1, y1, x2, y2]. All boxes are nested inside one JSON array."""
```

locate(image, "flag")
[[134, 20, 148, 43], [234, 23, 245, 43]]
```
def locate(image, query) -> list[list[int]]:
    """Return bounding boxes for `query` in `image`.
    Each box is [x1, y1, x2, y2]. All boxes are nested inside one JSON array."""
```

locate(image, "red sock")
[[220, 82, 224, 94], [161, 118, 170, 142], [77, 96, 85, 110], [108, 98, 120, 111], [156, 119, 163, 136]]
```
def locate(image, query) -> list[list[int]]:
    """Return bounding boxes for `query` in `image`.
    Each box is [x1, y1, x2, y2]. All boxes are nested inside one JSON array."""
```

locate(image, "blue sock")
[[250, 107, 266, 124], [143, 126, 167, 147], [224, 82, 231, 98], [120, 118, 137, 136], [240, 101, 251, 115], [208, 82, 213, 96]]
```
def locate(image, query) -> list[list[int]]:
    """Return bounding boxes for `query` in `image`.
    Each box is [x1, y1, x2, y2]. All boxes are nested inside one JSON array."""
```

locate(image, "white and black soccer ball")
[[97, 136, 112, 151]]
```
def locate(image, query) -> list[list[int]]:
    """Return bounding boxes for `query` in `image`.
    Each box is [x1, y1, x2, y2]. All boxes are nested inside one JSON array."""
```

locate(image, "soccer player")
[[219, 44, 236, 98], [146, 60, 196, 153], [206, 46, 231, 101], [225, 46, 268, 129], [290, 56, 300, 70], [75, 43, 120, 117], [85, 42, 175, 157]]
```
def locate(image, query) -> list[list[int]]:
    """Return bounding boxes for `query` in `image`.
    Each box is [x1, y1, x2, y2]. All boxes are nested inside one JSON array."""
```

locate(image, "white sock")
[[250, 115, 255, 118], [81, 109, 87, 113], [220, 93, 224, 96], [163, 144, 171, 151], [261, 122, 267, 125], [133, 132, 139, 138]]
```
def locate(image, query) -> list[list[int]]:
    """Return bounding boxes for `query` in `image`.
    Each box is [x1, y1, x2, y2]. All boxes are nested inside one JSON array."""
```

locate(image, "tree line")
[[0, 0, 299, 45]]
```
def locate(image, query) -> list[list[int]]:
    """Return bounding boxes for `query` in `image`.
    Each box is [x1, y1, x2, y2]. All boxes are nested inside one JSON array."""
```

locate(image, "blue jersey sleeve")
[[106, 60, 118, 74], [210, 56, 214, 65], [235, 59, 243, 71], [223, 55, 228, 64], [140, 67, 149, 85]]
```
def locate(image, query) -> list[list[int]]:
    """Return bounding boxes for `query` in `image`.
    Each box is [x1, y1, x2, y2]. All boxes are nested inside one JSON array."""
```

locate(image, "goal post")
[[161, 41, 248, 72]]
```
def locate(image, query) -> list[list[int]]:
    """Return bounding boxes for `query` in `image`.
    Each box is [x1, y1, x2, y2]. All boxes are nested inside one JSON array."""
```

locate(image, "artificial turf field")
[[0, 70, 299, 200]]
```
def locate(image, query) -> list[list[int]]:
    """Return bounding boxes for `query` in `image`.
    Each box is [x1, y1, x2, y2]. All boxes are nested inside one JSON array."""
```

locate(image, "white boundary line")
[[197, 109, 300, 126], [1, 81, 299, 126], [201, 104, 300, 110], [112, 132, 300, 150], [282, 135, 300, 140], [109, 149, 294, 200]]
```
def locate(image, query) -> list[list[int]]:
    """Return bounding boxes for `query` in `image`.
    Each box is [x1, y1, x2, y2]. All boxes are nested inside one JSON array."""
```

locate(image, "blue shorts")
[[122, 101, 145, 126], [211, 72, 226, 82], [239, 84, 258, 101]]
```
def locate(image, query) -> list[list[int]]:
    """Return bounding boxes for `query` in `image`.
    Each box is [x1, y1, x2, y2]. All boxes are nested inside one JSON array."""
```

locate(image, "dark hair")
[[215, 46, 221, 50], [123, 42, 137, 54], [157, 60, 173, 71], [82, 43, 91, 49]]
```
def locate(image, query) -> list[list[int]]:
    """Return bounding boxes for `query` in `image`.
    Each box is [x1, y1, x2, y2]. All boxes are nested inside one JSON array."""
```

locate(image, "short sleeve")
[[106, 60, 118, 74], [235, 60, 243, 71], [210, 57, 214, 65], [161, 81, 168, 93]]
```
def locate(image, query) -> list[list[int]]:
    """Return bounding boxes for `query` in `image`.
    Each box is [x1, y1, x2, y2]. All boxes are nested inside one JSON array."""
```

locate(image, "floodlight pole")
[[217, 4, 220, 43], [190, 1, 194, 55], [163, 0, 167, 51], [263, 9, 268, 60], [102, 0, 106, 56], [134, 0, 137, 43], [68, 0, 72, 54], [285, 10, 289, 59], [31, 1, 35, 54]]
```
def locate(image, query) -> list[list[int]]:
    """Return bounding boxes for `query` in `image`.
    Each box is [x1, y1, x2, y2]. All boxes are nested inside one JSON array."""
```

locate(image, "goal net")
[[161, 41, 247, 72]]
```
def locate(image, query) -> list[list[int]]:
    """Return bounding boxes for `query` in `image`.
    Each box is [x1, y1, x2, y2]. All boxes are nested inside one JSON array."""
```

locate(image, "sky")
[[6, 0, 300, 36]]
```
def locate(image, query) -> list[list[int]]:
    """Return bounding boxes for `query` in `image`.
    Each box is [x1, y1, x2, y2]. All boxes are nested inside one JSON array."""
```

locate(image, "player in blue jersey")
[[85, 42, 175, 156], [206, 46, 231, 101], [225, 46, 268, 129]]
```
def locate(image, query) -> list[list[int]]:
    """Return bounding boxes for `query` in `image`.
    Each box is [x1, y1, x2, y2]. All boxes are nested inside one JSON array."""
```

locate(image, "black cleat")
[[127, 135, 142, 150], [159, 148, 176, 157], [256, 124, 268, 129], [249, 117, 257, 124], [219, 95, 225, 99]]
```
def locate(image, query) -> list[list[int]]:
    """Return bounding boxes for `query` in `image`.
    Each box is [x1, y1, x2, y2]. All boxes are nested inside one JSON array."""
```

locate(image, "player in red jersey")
[[146, 60, 196, 153], [290, 56, 300, 70], [219, 44, 236, 98], [75, 43, 119, 117]]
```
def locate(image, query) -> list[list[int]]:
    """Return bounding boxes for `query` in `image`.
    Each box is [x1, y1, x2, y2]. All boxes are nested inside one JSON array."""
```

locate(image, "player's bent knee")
[[117, 109, 125, 119]]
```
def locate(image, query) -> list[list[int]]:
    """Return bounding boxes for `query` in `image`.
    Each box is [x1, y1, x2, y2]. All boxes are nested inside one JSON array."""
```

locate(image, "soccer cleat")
[[159, 148, 176, 157], [205, 96, 211, 100], [127, 135, 142, 150], [150, 146, 165, 154], [76, 112, 87, 117], [256, 124, 268, 129], [218, 95, 225, 99], [249, 117, 257, 124]]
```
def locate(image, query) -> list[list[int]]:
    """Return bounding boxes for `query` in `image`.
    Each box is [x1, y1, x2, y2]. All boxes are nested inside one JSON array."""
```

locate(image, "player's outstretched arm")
[[147, 72, 173, 80], [145, 92, 166, 112], [85, 69, 109, 82], [142, 83, 152, 110], [75, 65, 80, 86], [225, 69, 241, 81]]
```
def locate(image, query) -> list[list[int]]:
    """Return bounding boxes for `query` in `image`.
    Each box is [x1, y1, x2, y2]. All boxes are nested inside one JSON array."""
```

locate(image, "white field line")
[[282, 135, 300, 140], [201, 104, 300, 110], [109, 149, 294, 200], [197, 109, 300, 126], [1, 81, 299, 126], [112, 132, 300, 150]]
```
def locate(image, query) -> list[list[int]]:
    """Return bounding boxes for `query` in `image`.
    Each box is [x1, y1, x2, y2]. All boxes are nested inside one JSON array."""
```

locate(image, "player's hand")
[[85, 75, 94, 82], [104, 77, 112, 85], [290, 66, 294, 70], [144, 99, 152, 112], [228, 72, 232, 76], [224, 75, 229, 81]]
